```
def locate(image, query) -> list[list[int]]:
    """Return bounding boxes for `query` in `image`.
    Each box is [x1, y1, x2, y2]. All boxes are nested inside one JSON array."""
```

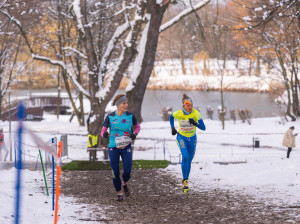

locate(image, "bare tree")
[[234, 0, 299, 30], [208, 0, 230, 129], [1, 0, 211, 135], [126, 0, 210, 122], [0, 3, 30, 118], [236, 0, 299, 120]]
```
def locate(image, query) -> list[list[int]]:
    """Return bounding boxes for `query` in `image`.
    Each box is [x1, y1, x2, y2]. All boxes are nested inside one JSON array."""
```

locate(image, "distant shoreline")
[[11, 75, 283, 94], [119, 77, 280, 93], [10, 85, 272, 93]]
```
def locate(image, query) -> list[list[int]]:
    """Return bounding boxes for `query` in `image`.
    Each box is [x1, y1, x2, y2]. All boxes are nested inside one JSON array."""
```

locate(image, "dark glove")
[[130, 133, 137, 140], [103, 131, 109, 138], [189, 118, 198, 127], [171, 127, 177, 135]]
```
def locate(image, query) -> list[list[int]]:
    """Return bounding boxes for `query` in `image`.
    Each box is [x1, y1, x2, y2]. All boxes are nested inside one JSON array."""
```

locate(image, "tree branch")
[[32, 54, 90, 97], [159, 0, 210, 33], [126, 14, 151, 92], [0, 9, 90, 98]]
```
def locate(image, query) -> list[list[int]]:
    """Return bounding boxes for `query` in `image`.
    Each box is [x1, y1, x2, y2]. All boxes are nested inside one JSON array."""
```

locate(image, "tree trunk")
[[277, 50, 296, 121], [220, 70, 225, 129], [0, 92, 2, 120], [248, 59, 252, 76], [126, 2, 169, 123], [220, 32, 227, 130], [80, 0, 101, 133], [57, 68, 61, 119], [0, 75, 2, 118], [79, 92, 85, 125], [291, 56, 299, 117], [297, 2, 300, 30], [255, 54, 260, 76], [294, 74, 300, 117], [75, 61, 85, 126], [80, 0, 139, 133], [61, 70, 84, 125], [235, 56, 239, 69], [180, 49, 186, 75]]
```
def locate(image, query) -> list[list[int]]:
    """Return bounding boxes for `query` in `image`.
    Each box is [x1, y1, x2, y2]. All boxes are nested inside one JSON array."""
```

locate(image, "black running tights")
[[287, 147, 292, 158]]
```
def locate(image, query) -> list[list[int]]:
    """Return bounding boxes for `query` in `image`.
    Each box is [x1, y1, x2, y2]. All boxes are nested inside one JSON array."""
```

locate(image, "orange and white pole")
[[54, 141, 63, 224]]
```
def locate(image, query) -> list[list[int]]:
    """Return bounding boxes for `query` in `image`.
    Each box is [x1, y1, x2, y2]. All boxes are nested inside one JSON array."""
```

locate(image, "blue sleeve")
[[169, 114, 175, 128], [103, 115, 110, 128], [132, 114, 138, 125], [197, 119, 206, 131]]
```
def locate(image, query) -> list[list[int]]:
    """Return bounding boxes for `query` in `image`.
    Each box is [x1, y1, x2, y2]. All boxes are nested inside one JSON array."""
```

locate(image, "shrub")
[[160, 106, 173, 121], [230, 110, 236, 124], [206, 106, 214, 120], [238, 109, 252, 124]]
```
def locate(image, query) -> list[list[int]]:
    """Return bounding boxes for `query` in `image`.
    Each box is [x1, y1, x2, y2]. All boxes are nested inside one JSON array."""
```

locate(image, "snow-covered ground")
[[0, 113, 299, 223]]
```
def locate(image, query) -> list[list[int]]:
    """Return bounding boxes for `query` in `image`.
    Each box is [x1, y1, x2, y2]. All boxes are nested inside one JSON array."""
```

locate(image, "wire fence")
[[137, 138, 182, 164], [13, 136, 58, 170]]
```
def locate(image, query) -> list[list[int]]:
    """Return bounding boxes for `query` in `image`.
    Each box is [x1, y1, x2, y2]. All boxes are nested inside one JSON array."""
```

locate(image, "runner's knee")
[[122, 172, 131, 183], [111, 169, 120, 179]]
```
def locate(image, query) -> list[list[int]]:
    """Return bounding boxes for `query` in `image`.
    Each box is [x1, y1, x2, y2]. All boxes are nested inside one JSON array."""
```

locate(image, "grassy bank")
[[62, 160, 170, 171]]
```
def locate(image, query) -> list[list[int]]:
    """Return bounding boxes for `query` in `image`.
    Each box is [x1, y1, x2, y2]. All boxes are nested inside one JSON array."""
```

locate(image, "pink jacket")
[[282, 129, 296, 148], [0, 133, 3, 146]]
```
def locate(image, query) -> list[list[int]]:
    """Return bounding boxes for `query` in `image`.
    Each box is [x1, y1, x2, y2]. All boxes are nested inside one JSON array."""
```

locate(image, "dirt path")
[[61, 169, 299, 224]]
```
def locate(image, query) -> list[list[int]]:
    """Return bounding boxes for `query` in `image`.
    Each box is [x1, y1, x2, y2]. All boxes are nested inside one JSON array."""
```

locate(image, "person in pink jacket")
[[282, 126, 297, 158], [0, 128, 8, 161]]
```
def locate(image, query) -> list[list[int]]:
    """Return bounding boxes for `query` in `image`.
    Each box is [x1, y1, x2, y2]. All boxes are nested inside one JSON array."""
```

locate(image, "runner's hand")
[[189, 118, 198, 127], [103, 131, 109, 138], [130, 133, 137, 140], [171, 127, 177, 135]]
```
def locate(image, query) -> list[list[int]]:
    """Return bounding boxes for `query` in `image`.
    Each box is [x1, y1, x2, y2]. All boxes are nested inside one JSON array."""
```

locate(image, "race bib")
[[180, 120, 194, 131], [115, 136, 132, 148]]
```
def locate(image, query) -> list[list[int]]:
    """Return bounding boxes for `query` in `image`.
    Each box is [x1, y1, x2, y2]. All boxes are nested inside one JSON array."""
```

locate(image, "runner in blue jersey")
[[169, 93, 206, 193], [101, 94, 141, 201]]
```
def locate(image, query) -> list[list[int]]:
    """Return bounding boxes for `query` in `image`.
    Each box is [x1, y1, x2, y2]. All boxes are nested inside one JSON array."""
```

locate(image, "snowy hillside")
[[136, 58, 284, 92]]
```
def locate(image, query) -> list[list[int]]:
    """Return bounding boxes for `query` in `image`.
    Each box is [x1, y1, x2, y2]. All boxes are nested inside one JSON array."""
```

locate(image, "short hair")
[[290, 126, 295, 130]]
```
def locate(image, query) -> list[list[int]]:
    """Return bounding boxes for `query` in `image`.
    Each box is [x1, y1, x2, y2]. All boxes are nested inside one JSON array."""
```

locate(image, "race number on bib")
[[115, 136, 132, 148], [180, 120, 194, 131]]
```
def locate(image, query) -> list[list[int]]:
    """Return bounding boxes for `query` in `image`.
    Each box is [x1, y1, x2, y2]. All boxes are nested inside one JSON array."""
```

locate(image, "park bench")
[[87, 147, 107, 161]]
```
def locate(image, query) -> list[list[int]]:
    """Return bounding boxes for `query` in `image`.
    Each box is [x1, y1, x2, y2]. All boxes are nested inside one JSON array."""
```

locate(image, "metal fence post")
[[163, 139, 166, 160]]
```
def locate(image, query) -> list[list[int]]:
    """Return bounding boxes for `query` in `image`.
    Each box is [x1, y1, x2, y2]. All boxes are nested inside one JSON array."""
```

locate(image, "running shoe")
[[117, 194, 123, 201], [182, 179, 188, 194], [123, 183, 131, 197]]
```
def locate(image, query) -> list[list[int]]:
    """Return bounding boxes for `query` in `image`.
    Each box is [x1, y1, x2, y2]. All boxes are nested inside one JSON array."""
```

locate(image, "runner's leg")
[[186, 135, 197, 179], [108, 147, 122, 192], [120, 145, 133, 183], [177, 134, 189, 180], [120, 145, 132, 197], [3, 144, 8, 161], [0, 145, 2, 161]]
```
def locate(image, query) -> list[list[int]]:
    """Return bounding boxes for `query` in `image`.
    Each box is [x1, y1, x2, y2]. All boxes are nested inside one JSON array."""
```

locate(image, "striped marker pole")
[[52, 156, 55, 210], [54, 141, 63, 224], [39, 150, 49, 196], [15, 103, 25, 224]]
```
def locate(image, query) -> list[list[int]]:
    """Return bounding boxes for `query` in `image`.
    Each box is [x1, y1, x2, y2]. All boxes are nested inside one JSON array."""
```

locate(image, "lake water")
[[10, 89, 281, 121], [140, 90, 280, 121]]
